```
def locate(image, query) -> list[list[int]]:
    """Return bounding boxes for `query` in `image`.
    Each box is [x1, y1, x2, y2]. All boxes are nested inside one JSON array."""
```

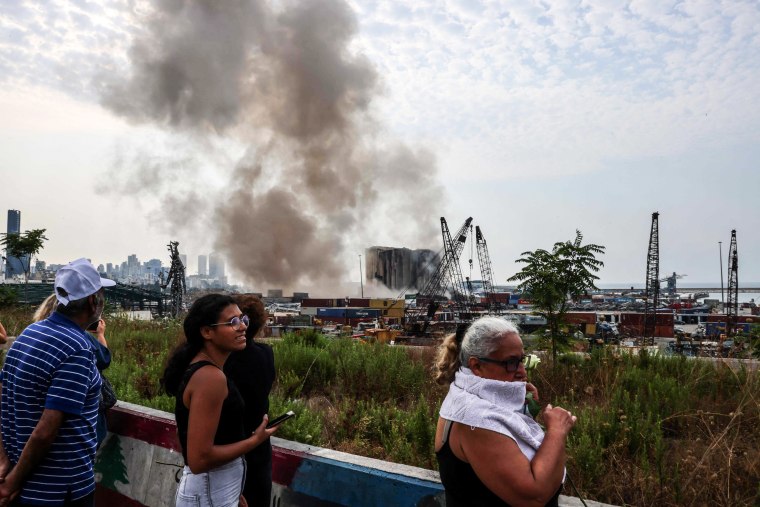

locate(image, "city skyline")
[[0, 1, 758, 290]]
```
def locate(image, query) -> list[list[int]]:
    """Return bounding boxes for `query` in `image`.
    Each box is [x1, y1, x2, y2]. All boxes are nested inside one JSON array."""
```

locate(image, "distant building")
[[144, 259, 162, 282], [365, 246, 439, 291], [179, 254, 187, 269], [127, 254, 140, 278], [209, 253, 225, 279], [198, 255, 208, 276], [5, 209, 26, 278]]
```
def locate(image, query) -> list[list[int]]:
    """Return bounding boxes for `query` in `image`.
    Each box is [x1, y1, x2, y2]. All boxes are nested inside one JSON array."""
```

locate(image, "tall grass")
[[535, 348, 760, 506]]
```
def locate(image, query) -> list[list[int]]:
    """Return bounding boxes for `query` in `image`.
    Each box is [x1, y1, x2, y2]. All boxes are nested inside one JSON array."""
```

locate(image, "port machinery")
[[403, 217, 501, 338], [643, 212, 660, 345], [725, 230, 739, 337]]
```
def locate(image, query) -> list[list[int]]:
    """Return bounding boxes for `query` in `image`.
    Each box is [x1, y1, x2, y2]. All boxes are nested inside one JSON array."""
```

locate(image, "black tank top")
[[436, 420, 561, 507], [175, 360, 246, 463]]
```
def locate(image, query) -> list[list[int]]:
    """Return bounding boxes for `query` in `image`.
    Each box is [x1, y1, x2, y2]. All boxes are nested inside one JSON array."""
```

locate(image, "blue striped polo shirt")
[[0, 312, 101, 505]]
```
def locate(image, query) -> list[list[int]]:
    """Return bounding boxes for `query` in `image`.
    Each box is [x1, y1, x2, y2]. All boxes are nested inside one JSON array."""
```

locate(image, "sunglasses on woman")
[[476, 354, 526, 372], [208, 315, 250, 330]]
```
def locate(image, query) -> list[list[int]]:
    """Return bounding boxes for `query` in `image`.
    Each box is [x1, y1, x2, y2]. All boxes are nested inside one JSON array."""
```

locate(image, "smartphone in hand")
[[266, 410, 295, 429]]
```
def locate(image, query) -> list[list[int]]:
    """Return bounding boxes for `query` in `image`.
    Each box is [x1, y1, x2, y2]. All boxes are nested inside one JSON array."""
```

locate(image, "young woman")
[[224, 295, 276, 507], [434, 317, 577, 507], [161, 294, 278, 507]]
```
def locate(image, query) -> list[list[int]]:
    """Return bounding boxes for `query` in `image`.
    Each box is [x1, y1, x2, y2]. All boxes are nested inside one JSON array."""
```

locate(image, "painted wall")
[[95, 402, 443, 507], [95, 402, 614, 507]]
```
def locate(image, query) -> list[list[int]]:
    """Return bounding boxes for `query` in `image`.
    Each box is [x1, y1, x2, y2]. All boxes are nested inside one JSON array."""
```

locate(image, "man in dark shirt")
[[224, 295, 275, 507]]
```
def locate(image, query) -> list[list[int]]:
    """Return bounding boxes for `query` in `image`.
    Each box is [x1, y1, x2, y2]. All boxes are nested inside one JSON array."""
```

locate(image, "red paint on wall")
[[271, 448, 304, 486], [107, 406, 182, 452], [95, 484, 145, 506]]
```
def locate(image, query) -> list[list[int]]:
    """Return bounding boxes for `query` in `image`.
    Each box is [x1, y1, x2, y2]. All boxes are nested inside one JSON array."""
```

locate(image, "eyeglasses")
[[476, 355, 526, 372], [208, 315, 250, 330]]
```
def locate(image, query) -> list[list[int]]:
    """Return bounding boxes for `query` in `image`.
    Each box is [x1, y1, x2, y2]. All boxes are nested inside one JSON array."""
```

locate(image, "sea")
[[598, 282, 759, 304]]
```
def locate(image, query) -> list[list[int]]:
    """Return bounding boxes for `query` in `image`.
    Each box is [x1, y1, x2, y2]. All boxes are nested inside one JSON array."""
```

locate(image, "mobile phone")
[[86, 320, 100, 332], [266, 410, 295, 429]]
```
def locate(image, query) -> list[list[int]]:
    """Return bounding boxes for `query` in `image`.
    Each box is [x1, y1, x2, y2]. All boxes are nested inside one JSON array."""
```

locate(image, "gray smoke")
[[101, 0, 444, 292]]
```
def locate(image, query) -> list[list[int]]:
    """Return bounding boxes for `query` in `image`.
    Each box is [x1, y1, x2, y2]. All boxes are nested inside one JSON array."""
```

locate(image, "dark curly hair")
[[234, 294, 267, 343], [161, 294, 237, 396]]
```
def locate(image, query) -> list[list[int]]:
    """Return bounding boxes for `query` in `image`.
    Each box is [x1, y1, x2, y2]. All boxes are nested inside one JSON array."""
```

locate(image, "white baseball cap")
[[54, 258, 116, 306]]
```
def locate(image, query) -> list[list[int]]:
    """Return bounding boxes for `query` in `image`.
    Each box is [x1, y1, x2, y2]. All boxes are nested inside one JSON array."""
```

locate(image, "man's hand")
[[0, 479, 20, 506]]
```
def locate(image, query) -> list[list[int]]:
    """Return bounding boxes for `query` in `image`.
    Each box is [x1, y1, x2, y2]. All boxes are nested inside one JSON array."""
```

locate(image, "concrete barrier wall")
[[96, 402, 443, 507], [95, 402, 613, 507]]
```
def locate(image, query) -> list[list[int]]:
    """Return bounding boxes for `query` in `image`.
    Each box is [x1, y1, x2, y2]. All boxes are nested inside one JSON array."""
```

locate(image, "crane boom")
[[475, 226, 496, 313], [405, 217, 473, 336]]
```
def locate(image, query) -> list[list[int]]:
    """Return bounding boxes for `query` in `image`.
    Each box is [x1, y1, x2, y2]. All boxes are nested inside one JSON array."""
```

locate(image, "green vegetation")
[[508, 230, 605, 362], [0, 309, 757, 506], [0, 229, 48, 302]]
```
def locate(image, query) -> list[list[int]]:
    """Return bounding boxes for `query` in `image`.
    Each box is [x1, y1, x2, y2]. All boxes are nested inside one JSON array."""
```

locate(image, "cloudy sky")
[[1, 0, 758, 294]]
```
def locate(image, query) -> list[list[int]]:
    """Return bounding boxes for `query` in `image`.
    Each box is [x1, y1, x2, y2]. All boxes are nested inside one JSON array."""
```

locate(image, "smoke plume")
[[101, 0, 444, 293]]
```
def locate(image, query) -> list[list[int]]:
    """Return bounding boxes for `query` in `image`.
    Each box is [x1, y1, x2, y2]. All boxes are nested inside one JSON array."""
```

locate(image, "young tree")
[[508, 230, 605, 362], [1, 228, 48, 302]]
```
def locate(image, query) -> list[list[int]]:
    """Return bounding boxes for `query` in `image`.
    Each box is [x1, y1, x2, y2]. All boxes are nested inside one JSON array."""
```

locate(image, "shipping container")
[[273, 314, 312, 326], [316, 308, 382, 318], [620, 312, 673, 325], [302, 298, 337, 308], [383, 308, 405, 319], [369, 298, 405, 310], [563, 312, 597, 325], [486, 293, 511, 304], [345, 298, 371, 307], [317, 308, 345, 318]]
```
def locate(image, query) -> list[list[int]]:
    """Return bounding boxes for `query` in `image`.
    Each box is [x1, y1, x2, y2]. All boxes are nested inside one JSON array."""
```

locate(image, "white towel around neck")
[[439, 367, 545, 462]]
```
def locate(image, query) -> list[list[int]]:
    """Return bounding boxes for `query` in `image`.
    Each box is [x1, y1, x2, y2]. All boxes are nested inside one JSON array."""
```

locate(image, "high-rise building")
[[127, 254, 140, 278], [179, 254, 187, 268], [208, 253, 225, 279], [198, 255, 208, 276], [5, 210, 25, 278]]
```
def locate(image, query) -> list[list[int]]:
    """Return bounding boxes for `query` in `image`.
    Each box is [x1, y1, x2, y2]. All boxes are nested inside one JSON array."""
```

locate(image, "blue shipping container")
[[317, 308, 346, 317]]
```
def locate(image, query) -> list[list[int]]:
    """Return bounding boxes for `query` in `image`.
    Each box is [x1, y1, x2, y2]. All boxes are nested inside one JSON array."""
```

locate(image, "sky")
[[0, 0, 758, 295]]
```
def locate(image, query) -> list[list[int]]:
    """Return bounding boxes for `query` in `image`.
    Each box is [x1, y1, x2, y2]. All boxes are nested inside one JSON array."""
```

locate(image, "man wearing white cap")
[[0, 258, 115, 506]]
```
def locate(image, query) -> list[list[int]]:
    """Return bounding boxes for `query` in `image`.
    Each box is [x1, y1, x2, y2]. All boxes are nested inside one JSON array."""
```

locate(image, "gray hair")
[[460, 317, 520, 364]]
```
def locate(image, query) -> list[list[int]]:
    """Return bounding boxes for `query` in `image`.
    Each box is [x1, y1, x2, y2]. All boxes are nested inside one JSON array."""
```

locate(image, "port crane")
[[404, 217, 472, 336], [643, 212, 660, 345], [660, 272, 686, 295], [475, 226, 498, 313], [725, 230, 738, 337]]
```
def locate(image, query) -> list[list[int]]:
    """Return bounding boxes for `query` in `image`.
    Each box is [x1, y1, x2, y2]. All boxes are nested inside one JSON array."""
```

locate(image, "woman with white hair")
[[434, 317, 576, 507]]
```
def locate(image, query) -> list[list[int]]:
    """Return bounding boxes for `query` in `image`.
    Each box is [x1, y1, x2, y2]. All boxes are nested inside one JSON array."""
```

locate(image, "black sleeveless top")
[[175, 360, 246, 463], [436, 420, 561, 507]]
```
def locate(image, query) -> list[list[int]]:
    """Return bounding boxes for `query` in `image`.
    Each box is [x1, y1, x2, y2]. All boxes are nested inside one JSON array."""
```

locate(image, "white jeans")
[[175, 457, 247, 507]]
